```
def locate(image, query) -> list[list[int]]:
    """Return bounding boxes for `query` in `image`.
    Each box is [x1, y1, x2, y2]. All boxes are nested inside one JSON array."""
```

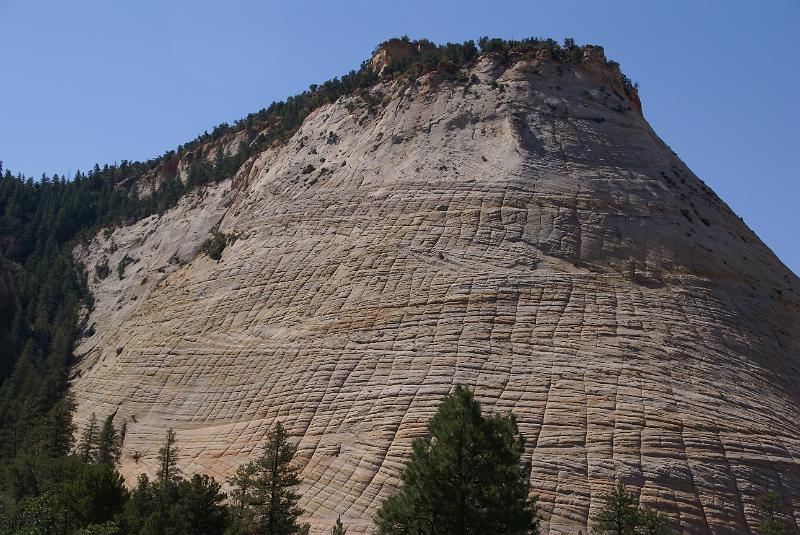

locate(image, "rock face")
[[71, 47, 800, 534]]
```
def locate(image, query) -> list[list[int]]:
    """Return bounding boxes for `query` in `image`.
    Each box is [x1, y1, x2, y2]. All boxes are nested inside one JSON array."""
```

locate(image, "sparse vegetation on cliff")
[[95, 257, 110, 280], [592, 482, 673, 535], [116, 253, 134, 279], [201, 231, 229, 261]]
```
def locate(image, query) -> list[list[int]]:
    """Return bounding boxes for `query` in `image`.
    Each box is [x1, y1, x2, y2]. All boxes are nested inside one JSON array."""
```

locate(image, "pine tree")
[[180, 474, 230, 535], [60, 462, 129, 529], [78, 413, 99, 463], [121, 474, 155, 533], [227, 460, 258, 529], [229, 422, 309, 534], [331, 515, 346, 535], [255, 422, 309, 535], [42, 393, 76, 457], [375, 385, 538, 535], [213, 147, 226, 182], [592, 483, 639, 535], [96, 414, 120, 466], [156, 427, 181, 483]]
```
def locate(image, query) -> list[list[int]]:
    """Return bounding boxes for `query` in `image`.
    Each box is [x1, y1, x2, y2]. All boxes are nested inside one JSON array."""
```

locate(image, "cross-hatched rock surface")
[[71, 51, 800, 534]]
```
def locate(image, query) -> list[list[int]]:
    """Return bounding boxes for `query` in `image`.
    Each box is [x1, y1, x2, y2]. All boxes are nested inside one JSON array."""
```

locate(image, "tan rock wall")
[[71, 55, 800, 534]]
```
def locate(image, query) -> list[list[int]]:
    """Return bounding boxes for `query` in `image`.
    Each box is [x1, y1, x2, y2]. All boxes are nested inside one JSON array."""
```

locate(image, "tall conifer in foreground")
[[228, 460, 258, 529], [375, 385, 538, 535], [96, 414, 121, 466], [227, 421, 310, 534], [156, 427, 180, 483], [78, 412, 99, 463], [42, 393, 77, 457]]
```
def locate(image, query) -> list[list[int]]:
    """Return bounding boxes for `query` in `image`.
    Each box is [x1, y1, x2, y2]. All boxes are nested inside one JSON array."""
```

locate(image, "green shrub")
[[95, 258, 110, 280], [593, 483, 673, 534], [202, 232, 228, 261], [116, 254, 133, 279]]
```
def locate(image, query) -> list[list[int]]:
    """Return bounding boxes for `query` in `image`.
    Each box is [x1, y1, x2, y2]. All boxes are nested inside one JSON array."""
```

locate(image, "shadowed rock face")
[[71, 50, 800, 534]]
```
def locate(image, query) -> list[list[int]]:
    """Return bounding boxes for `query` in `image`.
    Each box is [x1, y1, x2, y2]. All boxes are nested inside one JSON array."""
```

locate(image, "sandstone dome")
[[70, 42, 800, 534]]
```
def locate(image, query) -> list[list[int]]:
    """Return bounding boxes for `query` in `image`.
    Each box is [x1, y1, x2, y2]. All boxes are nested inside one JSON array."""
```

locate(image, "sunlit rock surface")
[[71, 50, 800, 534]]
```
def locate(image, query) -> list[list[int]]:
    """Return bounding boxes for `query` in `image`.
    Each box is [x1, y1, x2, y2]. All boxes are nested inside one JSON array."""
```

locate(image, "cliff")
[[70, 41, 800, 534]]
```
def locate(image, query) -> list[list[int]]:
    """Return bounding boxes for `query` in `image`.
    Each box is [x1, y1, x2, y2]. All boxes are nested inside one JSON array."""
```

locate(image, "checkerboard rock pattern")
[[71, 52, 800, 533]]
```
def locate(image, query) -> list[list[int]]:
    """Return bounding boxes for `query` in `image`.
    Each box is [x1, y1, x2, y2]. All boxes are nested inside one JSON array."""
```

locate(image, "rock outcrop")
[[369, 37, 437, 75], [71, 46, 800, 534]]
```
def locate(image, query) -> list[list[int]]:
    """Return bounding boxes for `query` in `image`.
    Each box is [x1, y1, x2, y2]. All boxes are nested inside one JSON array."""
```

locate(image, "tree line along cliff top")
[[5, 35, 641, 217]]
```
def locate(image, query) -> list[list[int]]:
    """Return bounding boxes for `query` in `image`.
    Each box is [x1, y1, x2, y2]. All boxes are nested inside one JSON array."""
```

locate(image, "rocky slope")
[[70, 45, 800, 534]]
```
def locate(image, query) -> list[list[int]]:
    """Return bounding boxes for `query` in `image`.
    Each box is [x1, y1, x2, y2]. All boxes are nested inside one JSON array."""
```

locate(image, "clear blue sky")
[[1, 1, 798, 275]]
